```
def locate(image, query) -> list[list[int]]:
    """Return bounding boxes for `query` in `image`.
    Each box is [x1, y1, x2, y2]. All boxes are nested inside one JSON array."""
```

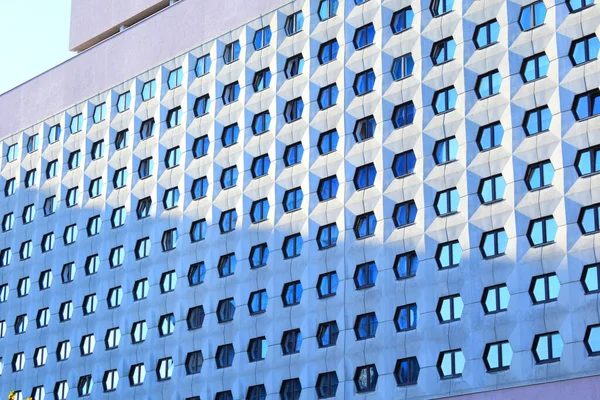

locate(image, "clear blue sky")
[[0, 0, 73, 94]]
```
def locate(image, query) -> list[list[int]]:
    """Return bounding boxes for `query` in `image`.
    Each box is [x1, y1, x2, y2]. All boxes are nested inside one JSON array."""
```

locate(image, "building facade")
[[1, 0, 600, 399]]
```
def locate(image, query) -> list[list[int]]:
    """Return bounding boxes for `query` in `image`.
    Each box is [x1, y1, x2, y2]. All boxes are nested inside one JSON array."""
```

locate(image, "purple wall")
[[442, 375, 600, 400], [0, 0, 289, 140], [69, 0, 170, 51]]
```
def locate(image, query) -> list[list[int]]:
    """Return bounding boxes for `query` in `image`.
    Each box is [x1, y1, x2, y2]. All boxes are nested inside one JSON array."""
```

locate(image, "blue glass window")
[[318, 40, 339, 64], [522, 53, 550, 82], [250, 243, 269, 269], [318, 130, 338, 154], [249, 290, 268, 314], [354, 24, 375, 49], [528, 216, 557, 246], [354, 212, 377, 239], [250, 199, 270, 223], [219, 209, 238, 233], [218, 253, 237, 277], [194, 95, 211, 117], [141, 80, 156, 101], [355, 262, 378, 289], [519, 1, 547, 30], [317, 223, 339, 249], [283, 234, 303, 259], [222, 124, 239, 147], [479, 174, 505, 204], [223, 41, 241, 64], [434, 136, 458, 164], [395, 304, 418, 331], [318, 271, 339, 298], [392, 101, 415, 128], [252, 111, 271, 135], [524, 106, 551, 135], [576, 145, 600, 176], [393, 201, 417, 228], [195, 54, 211, 77], [436, 241, 462, 269], [477, 122, 504, 150], [221, 166, 238, 189], [282, 281, 303, 306], [283, 187, 303, 212], [579, 204, 600, 234], [318, 176, 339, 201], [252, 154, 270, 178], [190, 219, 207, 242], [354, 116, 376, 142], [284, 98, 304, 123], [222, 82, 240, 104], [481, 229, 508, 258], [574, 90, 600, 120], [526, 161, 554, 190], [318, 0, 339, 20], [193, 135, 209, 158], [393, 150, 416, 178], [391, 7, 414, 34], [253, 68, 272, 92], [253, 26, 272, 50], [318, 84, 339, 109], [433, 87, 457, 114], [163, 187, 180, 209], [285, 54, 304, 79], [354, 164, 376, 189], [355, 313, 378, 339], [285, 12, 304, 36], [284, 142, 303, 166], [476, 70, 501, 99], [474, 20, 500, 48], [431, 38, 455, 65], [567, 0, 594, 11], [354, 69, 376, 96], [434, 188, 460, 216], [431, 0, 454, 16], [394, 251, 418, 279], [392, 54, 414, 81]]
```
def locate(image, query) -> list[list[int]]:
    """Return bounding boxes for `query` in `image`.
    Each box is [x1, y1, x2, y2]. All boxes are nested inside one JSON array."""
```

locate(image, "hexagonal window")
[[474, 19, 499, 49], [354, 69, 375, 96], [437, 294, 463, 323], [216, 391, 233, 400], [393, 201, 417, 228], [434, 188, 459, 216], [437, 349, 465, 379], [433, 86, 457, 114], [219, 209, 238, 233], [129, 363, 146, 386], [318, 84, 338, 110], [284, 142, 303, 167], [163, 187, 180, 209], [529, 273, 560, 304], [187, 305, 205, 330], [475, 70, 501, 99], [77, 375, 93, 396], [582, 263, 600, 294], [250, 243, 269, 269], [482, 284, 510, 314], [253, 68, 271, 92], [316, 371, 339, 398], [436, 240, 462, 269], [280, 379, 302, 399], [573, 89, 600, 121], [525, 160, 554, 190], [521, 53, 550, 83], [185, 350, 204, 375], [131, 320, 148, 343], [318, 0, 338, 20], [478, 174, 505, 204], [133, 278, 149, 301], [318, 176, 339, 201], [434, 136, 458, 164], [17, 277, 30, 297], [285, 54, 304, 79], [59, 301, 73, 322], [394, 251, 418, 279], [477, 121, 503, 151], [250, 199, 269, 223], [80, 334, 96, 356], [318, 39, 339, 64], [317, 223, 338, 249], [354, 261, 377, 289], [519, 1, 546, 31], [141, 79, 156, 101], [354, 312, 378, 340], [218, 253, 236, 277], [392, 150, 416, 178], [117, 91, 131, 112], [188, 262, 206, 286], [281, 329, 302, 355], [36, 307, 50, 328], [252, 154, 270, 178], [394, 357, 419, 386], [223, 41, 240, 64], [394, 303, 417, 332], [431, 37, 455, 65], [354, 163, 376, 190], [248, 289, 268, 315], [82, 294, 98, 315], [253, 26, 272, 50], [15, 314, 28, 335], [282, 281, 303, 306], [317, 320, 339, 348], [532, 332, 563, 363], [285, 11, 304, 36], [354, 364, 378, 393], [391, 7, 413, 34], [570, 35, 599, 66], [158, 313, 176, 337], [41, 232, 55, 253], [480, 229, 508, 259], [55, 381, 69, 399], [222, 81, 240, 104], [283, 233, 303, 259], [160, 270, 177, 293], [167, 67, 183, 89], [57, 340, 71, 361], [524, 106, 551, 136], [584, 324, 600, 356], [430, 0, 454, 15], [156, 357, 174, 381], [484, 341, 512, 372], [216, 344, 235, 368], [103, 369, 119, 392], [354, 212, 377, 239], [354, 23, 375, 49], [217, 298, 236, 323], [284, 98, 304, 123], [317, 271, 338, 298], [283, 188, 303, 212], [105, 327, 121, 350], [354, 115, 376, 142], [248, 337, 268, 362], [527, 216, 557, 246], [33, 346, 47, 367], [318, 129, 338, 154]]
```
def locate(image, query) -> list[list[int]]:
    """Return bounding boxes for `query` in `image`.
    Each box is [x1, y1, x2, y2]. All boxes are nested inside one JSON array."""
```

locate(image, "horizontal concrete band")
[[0, 0, 289, 141]]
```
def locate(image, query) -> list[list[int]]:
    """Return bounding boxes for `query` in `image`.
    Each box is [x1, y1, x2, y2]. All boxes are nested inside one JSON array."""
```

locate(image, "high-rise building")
[[1, 0, 600, 398]]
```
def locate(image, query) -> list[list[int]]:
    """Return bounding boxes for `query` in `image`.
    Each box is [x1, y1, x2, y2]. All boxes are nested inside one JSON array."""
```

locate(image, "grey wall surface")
[[1, 0, 600, 399]]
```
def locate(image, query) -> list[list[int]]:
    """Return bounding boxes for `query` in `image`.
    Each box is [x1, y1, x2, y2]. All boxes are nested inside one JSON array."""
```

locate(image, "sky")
[[0, 0, 73, 94]]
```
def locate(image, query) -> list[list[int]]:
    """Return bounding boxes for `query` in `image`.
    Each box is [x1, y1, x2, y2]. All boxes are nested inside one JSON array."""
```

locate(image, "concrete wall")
[[69, 0, 171, 51]]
